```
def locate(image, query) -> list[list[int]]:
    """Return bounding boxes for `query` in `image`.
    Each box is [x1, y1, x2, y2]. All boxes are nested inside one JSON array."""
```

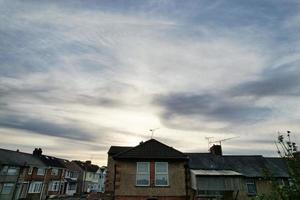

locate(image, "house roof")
[[113, 139, 188, 160], [264, 157, 289, 178], [186, 153, 289, 178], [73, 160, 99, 172], [37, 155, 66, 168], [58, 159, 82, 172], [0, 148, 46, 167], [108, 146, 132, 156]]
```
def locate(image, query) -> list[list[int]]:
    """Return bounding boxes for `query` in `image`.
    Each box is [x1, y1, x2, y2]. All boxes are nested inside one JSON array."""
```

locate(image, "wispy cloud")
[[0, 0, 300, 165]]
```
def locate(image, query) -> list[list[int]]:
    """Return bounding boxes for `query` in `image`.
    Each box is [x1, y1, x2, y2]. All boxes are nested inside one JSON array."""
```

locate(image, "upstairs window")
[[246, 179, 257, 195], [136, 162, 150, 186], [51, 168, 59, 176], [155, 162, 169, 186], [7, 167, 18, 175], [37, 168, 45, 176]]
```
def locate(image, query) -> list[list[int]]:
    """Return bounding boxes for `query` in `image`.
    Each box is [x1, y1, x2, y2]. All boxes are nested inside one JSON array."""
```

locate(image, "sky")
[[1, 0, 300, 166]]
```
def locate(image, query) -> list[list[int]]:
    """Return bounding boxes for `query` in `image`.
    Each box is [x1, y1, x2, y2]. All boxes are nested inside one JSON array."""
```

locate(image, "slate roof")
[[0, 148, 46, 167], [73, 160, 99, 172], [37, 155, 66, 168], [186, 153, 289, 178], [58, 159, 82, 172], [108, 146, 132, 156], [113, 139, 188, 160]]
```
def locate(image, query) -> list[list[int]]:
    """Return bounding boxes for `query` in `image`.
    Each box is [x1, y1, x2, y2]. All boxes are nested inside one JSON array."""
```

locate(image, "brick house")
[[58, 159, 82, 196], [106, 139, 189, 200], [30, 148, 66, 199], [0, 148, 46, 200], [187, 145, 290, 200], [73, 160, 100, 193]]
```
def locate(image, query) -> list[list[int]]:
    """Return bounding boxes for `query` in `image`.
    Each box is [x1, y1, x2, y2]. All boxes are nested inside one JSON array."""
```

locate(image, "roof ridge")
[[0, 148, 33, 156]]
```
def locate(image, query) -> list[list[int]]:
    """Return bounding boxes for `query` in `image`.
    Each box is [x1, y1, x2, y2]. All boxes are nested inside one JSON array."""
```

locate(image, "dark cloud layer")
[[0, 114, 95, 141], [232, 61, 300, 97], [155, 93, 271, 126]]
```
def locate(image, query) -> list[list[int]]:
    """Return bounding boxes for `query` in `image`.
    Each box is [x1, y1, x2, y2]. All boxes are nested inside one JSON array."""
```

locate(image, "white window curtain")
[[136, 162, 150, 186]]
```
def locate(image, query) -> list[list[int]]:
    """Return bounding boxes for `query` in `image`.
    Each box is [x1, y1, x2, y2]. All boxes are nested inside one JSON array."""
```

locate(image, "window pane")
[[156, 163, 167, 173], [136, 174, 149, 186], [155, 174, 168, 186], [137, 163, 149, 173], [7, 167, 18, 175], [1, 183, 14, 194], [247, 184, 256, 194], [37, 168, 45, 175]]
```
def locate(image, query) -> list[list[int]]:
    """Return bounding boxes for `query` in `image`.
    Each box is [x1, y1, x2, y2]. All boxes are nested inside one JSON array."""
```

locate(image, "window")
[[0, 166, 18, 176], [136, 162, 150, 186], [70, 171, 77, 178], [155, 162, 169, 186], [68, 183, 77, 190], [28, 167, 33, 175], [51, 168, 59, 176], [246, 179, 257, 195], [1, 183, 14, 194], [48, 181, 60, 191], [37, 168, 45, 176], [0, 166, 8, 175], [28, 182, 43, 193], [7, 167, 18, 175]]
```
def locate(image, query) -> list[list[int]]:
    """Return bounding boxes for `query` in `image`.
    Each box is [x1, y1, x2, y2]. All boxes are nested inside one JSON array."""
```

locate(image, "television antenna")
[[149, 128, 160, 139], [210, 136, 239, 146]]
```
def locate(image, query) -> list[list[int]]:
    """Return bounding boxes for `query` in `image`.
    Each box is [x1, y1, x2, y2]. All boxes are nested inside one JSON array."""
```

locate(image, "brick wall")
[[114, 160, 187, 197]]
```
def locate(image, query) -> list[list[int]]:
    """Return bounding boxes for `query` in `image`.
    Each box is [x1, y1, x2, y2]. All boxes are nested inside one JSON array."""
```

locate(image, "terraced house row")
[[106, 139, 293, 200], [0, 148, 106, 200]]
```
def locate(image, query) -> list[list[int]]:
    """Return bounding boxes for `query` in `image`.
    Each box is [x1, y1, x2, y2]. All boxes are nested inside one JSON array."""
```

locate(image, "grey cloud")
[[154, 93, 271, 130], [232, 61, 300, 97], [0, 114, 95, 141]]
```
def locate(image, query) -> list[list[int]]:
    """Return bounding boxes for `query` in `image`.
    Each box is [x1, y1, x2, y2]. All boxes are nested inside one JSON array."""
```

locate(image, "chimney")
[[210, 145, 222, 156], [33, 148, 43, 157], [85, 160, 91, 165]]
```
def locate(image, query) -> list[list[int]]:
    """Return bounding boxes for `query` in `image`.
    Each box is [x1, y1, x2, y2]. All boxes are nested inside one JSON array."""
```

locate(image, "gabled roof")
[[108, 146, 132, 156], [73, 160, 99, 172], [0, 148, 46, 167], [113, 139, 188, 160], [186, 153, 289, 178]]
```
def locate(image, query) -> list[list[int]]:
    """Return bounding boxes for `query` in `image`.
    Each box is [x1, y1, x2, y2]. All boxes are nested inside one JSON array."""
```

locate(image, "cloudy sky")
[[1, 0, 300, 165]]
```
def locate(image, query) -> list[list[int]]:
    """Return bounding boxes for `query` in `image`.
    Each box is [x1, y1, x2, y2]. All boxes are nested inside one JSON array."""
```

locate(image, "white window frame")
[[1, 183, 14, 194], [136, 162, 150, 186], [37, 168, 45, 176], [28, 182, 43, 193], [155, 162, 169, 186]]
